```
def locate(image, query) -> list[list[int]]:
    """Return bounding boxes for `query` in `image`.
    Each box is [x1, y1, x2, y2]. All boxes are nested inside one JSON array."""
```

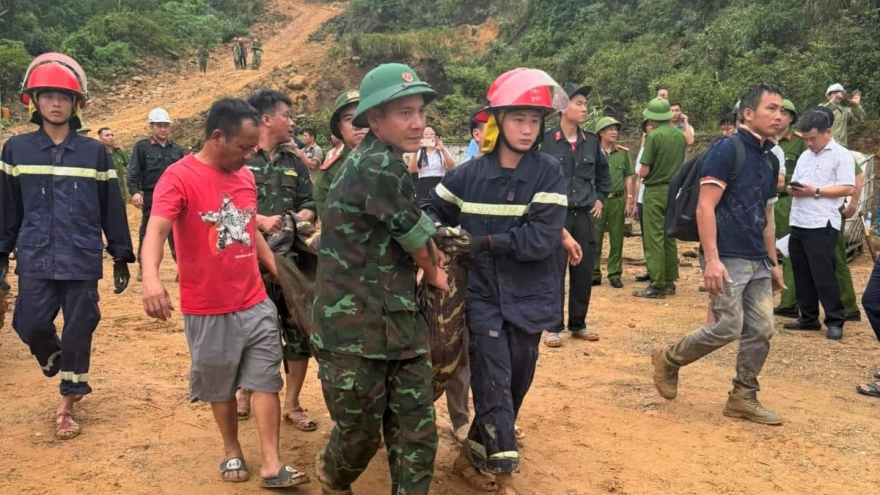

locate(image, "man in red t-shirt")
[[141, 98, 309, 488]]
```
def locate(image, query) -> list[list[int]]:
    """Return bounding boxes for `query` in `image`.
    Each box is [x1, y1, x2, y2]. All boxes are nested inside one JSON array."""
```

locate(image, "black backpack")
[[666, 136, 754, 242]]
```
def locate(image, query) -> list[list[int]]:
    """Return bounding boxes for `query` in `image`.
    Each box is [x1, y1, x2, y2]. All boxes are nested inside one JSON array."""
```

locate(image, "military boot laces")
[[723, 394, 783, 426], [651, 346, 679, 400]]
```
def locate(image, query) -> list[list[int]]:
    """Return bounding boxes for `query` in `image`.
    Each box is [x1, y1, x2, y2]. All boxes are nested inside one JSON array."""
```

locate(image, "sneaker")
[[633, 286, 666, 299], [651, 346, 679, 400], [722, 394, 783, 425]]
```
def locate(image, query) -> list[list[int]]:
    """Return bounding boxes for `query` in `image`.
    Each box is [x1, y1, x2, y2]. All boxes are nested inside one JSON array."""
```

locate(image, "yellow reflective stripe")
[[434, 183, 462, 207], [460, 202, 528, 217], [489, 451, 520, 460], [41, 351, 61, 372], [531, 191, 568, 207], [467, 439, 487, 458], [8, 165, 117, 181], [59, 371, 89, 383], [0, 161, 13, 175]]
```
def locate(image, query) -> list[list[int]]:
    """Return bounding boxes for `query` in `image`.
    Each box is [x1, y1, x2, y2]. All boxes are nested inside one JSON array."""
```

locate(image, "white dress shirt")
[[789, 139, 855, 231]]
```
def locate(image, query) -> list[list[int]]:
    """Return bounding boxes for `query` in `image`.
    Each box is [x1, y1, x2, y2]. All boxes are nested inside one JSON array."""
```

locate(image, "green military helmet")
[[783, 99, 798, 124], [642, 97, 673, 121], [352, 63, 436, 128], [330, 89, 360, 140], [595, 116, 622, 134]]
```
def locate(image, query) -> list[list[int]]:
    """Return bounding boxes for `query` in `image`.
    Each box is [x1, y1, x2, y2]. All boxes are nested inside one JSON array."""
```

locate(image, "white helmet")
[[826, 83, 845, 95], [148, 107, 171, 124]]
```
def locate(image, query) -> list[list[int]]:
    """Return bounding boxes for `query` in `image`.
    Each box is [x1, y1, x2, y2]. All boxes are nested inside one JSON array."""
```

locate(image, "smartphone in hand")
[[788, 181, 803, 189]]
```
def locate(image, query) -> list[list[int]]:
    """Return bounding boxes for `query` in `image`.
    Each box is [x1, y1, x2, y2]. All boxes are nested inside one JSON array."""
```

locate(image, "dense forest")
[[315, 0, 880, 140], [0, 0, 267, 90]]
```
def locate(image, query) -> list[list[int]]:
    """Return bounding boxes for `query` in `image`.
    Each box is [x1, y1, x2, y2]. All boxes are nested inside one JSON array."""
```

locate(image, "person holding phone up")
[[408, 126, 456, 203]]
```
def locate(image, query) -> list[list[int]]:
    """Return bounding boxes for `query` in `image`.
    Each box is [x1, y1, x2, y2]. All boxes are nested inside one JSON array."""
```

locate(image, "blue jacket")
[[0, 129, 135, 280], [425, 151, 568, 335]]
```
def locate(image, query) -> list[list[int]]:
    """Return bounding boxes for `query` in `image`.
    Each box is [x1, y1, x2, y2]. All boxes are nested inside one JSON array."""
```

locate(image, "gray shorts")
[[183, 298, 283, 403]]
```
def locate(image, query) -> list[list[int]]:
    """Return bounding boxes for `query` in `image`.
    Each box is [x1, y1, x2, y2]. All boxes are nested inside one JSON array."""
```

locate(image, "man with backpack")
[[652, 84, 786, 425]]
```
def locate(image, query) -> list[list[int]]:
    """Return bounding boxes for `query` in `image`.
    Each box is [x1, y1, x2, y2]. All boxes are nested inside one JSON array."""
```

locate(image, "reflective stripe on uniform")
[[59, 371, 89, 383], [2, 163, 117, 181], [489, 451, 519, 460], [40, 351, 61, 372], [435, 183, 568, 217]]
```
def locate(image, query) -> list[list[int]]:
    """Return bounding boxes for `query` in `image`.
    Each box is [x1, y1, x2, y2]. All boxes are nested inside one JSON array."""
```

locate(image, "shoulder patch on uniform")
[[794, 131, 803, 138], [284, 169, 298, 177], [615, 145, 629, 152]]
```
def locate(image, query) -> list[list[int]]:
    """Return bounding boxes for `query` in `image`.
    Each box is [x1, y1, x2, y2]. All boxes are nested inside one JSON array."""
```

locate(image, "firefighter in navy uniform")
[[0, 53, 134, 440], [426, 68, 569, 495], [540, 83, 611, 346], [126, 108, 184, 281]]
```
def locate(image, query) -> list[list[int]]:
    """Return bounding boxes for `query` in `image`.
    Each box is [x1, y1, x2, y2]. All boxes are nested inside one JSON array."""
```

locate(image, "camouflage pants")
[[315, 350, 437, 494], [666, 257, 774, 397]]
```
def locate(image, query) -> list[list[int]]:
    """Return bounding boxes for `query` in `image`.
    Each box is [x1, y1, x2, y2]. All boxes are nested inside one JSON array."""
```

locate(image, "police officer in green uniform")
[[634, 98, 686, 298], [774, 103, 862, 321], [234, 90, 319, 429], [313, 63, 445, 495], [593, 117, 635, 288], [97, 127, 131, 203], [197, 45, 208, 75], [773, 100, 807, 316], [313, 89, 365, 219]]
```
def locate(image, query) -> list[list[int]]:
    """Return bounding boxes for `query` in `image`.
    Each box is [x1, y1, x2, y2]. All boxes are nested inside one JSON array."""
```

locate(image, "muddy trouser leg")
[[445, 329, 471, 431], [139, 190, 176, 263], [13, 278, 63, 378], [466, 323, 540, 475], [862, 257, 880, 341], [667, 258, 772, 397], [56, 280, 101, 396], [834, 214, 859, 314], [316, 351, 437, 493]]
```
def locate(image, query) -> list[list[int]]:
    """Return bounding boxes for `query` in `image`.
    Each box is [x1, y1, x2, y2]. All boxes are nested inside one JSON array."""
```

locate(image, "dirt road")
[[1, 225, 879, 494]]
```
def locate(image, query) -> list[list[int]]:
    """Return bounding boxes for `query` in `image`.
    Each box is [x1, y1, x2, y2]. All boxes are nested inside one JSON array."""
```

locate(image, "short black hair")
[[797, 107, 832, 134], [656, 85, 668, 92], [738, 84, 783, 116], [719, 112, 736, 127], [247, 89, 292, 119], [810, 105, 835, 126], [97, 127, 111, 136], [302, 128, 316, 138], [670, 102, 682, 109], [204, 98, 259, 140]]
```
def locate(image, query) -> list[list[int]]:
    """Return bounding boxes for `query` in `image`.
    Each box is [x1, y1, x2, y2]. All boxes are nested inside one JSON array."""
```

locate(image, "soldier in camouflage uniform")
[[251, 38, 262, 70], [313, 89, 366, 219], [234, 90, 319, 430], [312, 63, 447, 495]]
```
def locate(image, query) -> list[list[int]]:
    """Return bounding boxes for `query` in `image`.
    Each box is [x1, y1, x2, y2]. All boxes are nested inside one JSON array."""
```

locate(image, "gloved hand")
[[113, 259, 130, 294], [0, 252, 9, 291], [433, 227, 491, 258]]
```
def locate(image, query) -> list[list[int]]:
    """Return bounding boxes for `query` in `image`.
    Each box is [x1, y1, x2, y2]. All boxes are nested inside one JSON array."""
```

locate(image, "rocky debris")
[[286, 75, 308, 90]]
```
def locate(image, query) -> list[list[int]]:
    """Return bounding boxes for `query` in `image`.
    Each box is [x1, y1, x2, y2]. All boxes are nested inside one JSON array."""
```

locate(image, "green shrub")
[[0, 43, 32, 96]]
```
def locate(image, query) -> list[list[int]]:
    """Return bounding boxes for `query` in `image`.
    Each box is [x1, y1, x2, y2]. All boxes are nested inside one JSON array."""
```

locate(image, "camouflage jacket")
[[312, 132, 436, 360], [247, 145, 316, 218]]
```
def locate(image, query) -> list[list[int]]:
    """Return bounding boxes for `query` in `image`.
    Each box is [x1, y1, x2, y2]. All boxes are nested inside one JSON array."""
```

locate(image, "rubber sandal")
[[55, 412, 81, 440], [219, 457, 250, 483], [571, 329, 600, 342], [544, 333, 562, 348], [282, 407, 317, 432], [855, 382, 880, 398], [260, 465, 310, 489], [453, 455, 496, 492]]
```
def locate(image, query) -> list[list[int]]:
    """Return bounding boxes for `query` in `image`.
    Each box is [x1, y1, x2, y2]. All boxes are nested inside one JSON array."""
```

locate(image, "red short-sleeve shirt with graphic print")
[[151, 154, 267, 315]]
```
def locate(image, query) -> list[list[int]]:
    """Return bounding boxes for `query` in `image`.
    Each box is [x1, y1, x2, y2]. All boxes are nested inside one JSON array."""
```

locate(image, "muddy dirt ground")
[[1, 208, 879, 495]]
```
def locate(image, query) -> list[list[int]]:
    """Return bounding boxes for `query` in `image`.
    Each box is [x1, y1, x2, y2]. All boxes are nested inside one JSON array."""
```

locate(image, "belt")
[[606, 191, 626, 199]]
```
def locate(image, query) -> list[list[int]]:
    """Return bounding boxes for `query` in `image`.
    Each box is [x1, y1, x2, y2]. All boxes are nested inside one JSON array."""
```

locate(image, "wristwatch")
[[814, 187, 821, 199]]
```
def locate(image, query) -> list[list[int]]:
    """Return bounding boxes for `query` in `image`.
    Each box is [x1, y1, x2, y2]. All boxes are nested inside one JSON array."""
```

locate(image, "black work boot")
[[633, 286, 666, 299]]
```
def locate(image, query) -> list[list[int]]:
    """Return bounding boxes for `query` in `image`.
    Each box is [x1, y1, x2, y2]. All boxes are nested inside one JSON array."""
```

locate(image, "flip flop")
[[855, 382, 880, 398], [220, 457, 250, 483], [544, 333, 562, 348], [260, 465, 310, 489], [872, 371, 880, 380]]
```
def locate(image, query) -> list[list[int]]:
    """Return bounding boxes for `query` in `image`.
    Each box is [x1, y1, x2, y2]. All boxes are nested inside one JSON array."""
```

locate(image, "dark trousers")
[[554, 208, 595, 331], [862, 256, 880, 341], [789, 225, 844, 327], [444, 329, 470, 430], [466, 323, 541, 474], [137, 189, 176, 263], [12, 278, 101, 396]]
